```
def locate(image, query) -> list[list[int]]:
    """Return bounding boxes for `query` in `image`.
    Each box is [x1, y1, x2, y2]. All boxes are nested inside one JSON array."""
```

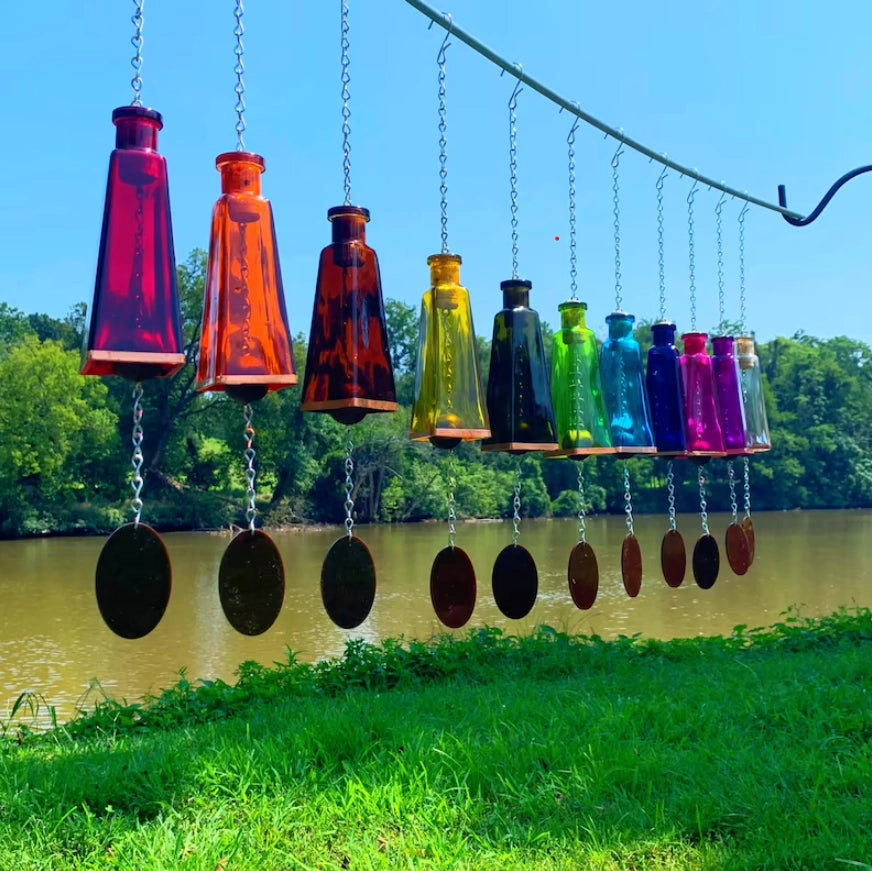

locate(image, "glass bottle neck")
[[332, 215, 367, 244], [428, 254, 462, 287], [114, 119, 159, 150], [682, 333, 709, 354]]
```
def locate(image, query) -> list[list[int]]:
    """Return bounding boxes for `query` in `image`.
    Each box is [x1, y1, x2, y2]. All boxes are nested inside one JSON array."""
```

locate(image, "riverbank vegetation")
[[3, 250, 872, 537], [0, 609, 870, 868]]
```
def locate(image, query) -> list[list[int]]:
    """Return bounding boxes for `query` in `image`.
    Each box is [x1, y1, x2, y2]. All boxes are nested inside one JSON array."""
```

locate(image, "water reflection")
[[0, 511, 869, 723]]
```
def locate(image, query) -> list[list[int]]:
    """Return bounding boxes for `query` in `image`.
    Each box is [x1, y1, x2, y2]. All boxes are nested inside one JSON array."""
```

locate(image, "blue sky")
[[4, 0, 871, 345]]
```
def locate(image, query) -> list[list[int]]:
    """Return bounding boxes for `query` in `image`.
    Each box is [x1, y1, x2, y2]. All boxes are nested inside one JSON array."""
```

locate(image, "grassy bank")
[[1, 610, 871, 869]]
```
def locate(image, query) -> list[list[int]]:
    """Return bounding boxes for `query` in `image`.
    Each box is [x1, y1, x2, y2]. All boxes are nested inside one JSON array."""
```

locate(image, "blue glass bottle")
[[646, 321, 687, 454], [600, 311, 655, 453]]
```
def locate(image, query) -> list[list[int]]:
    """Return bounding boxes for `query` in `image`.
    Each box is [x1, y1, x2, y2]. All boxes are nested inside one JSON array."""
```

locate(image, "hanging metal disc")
[[692, 533, 720, 589], [660, 528, 687, 588], [742, 516, 756, 565], [321, 535, 377, 630], [430, 545, 476, 629], [95, 523, 171, 639], [621, 534, 643, 598], [725, 522, 751, 576], [491, 543, 538, 619], [568, 541, 598, 610], [218, 529, 285, 636]]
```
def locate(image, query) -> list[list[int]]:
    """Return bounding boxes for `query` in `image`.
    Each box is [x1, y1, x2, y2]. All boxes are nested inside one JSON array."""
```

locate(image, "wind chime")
[[481, 79, 558, 620], [599, 144, 655, 598], [410, 28, 490, 629], [644, 167, 688, 588], [302, 0, 398, 631], [85, 1, 185, 639], [196, 1, 297, 636], [710, 195, 753, 577], [551, 116, 615, 610]]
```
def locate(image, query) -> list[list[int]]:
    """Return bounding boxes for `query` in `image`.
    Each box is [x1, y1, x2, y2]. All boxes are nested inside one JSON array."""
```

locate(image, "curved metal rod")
[[778, 165, 872, 226]]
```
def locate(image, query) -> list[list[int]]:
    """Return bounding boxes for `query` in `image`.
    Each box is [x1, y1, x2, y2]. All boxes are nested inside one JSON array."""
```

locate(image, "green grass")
[[2, 609, 872, 869]]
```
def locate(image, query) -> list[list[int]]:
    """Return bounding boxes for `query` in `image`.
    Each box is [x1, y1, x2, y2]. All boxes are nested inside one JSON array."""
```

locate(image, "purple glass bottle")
[[680, 332, 725, 455], [712, 336, 750, 454]]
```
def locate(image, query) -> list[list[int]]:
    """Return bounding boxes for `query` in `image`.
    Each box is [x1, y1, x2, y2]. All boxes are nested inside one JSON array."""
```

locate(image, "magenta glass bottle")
[[712, 336, 750, 454], [680, 332, 725, 454]]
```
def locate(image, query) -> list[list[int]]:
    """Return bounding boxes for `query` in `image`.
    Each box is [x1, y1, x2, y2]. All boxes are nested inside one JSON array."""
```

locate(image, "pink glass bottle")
[[680, 332, 725, 455]]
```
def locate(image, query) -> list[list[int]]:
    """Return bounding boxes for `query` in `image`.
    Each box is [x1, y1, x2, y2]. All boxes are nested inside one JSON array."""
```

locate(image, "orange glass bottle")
[[197, 152, 297, 402]]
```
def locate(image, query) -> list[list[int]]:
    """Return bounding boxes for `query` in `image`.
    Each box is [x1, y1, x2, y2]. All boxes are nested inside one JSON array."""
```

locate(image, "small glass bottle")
[[680, 332, 725, 454], [736, 335, 772, 451], [646, 321, 687, 454], [712, 336, 750, 454]]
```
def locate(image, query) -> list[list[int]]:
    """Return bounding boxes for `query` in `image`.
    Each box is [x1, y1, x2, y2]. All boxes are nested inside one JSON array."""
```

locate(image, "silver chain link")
[[576, 463, 587, 544], [447, 451, 457, 548], [687, 181, 698, 331], [666, 459, 677, 532], [244, 404, 257, 532], [728, 459, 738, 524], [512, 461, 521, 546], [623, 464, 634, 537], [509, 80, 522, 279], [568, 118, 580, 300], [437, 32, 450, 254], [716, 193, 726, 331], [612, 143, 624, 311], [738, 204, 749, 334], [130, 0, 145, 107], [742, 456, 752, 519], [341, 0, 352, 205], [656, 166, 668, 321], [344, 428, 354, 538], [233, 0, 246, 151], [130, 383, 144, 526], [697, 465, 709, 535]]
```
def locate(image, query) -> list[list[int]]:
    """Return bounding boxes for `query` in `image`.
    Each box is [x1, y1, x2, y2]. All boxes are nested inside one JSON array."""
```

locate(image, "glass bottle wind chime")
[[85, 0, 185, 639], [680, 182, 723, 589], [644, 167, 688, 588], [598, 143, 655, 598], [481, 79, 558, 620], [711, 195, 753, 577], [197, 1, 297, 636], [551, 116, 615, 610], [410, 29, 490, 629], [302, 0, 398, 631]]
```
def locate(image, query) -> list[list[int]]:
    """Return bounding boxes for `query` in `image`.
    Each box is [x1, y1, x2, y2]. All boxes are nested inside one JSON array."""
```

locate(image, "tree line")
[[1, 249, 870, 538]]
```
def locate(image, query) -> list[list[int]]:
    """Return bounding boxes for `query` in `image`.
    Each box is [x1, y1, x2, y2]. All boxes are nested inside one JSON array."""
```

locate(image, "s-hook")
[[778, 165, 872, 226]]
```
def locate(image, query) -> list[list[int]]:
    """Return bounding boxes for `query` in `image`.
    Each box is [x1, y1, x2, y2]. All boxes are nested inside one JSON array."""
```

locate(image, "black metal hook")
[[778, 165, 872, 226]]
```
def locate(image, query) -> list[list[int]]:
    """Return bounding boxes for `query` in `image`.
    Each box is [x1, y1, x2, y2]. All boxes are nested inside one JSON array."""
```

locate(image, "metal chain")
[[576, 462, 587, 544], [568, 118, 580, 300], [687, 181, 698, 331], [656, 166, 668, 321], [728, 459, 738, 524], [716, 193, 726, 331], [437, 32, 450, 254], [666, 459, 677, 532], [130, 383, 144, 526], [344, 428, 354, 538], [738, 204, 749, 334], [742, 456, 752, 519], [233, 0, 246, 151], [509, 81, 522, 279], [623, 464, 634, 537], [447, 451, 457, 548], [697, 465, 710, 536], [512, 461, 521, 546], [130, 0, 145, 107], [341, 0, 352, 205], [244, 404, 257, 532], [612, 144, 624, 311]]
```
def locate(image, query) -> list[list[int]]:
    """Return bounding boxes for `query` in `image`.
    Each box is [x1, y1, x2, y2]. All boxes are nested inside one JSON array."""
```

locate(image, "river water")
[[0, 510, 869, 724]]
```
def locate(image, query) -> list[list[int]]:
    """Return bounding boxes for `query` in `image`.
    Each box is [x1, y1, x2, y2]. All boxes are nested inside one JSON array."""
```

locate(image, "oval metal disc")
[[430, 546, 476, 629], [692, 533, 720, 590], [491, 544, 538, 619], [568, 542, 598, 610], [95, 523, 171, 639], [219, 529, 285, 636], [660, 528, 687, 588], [621, 534, 643, 598], [321, 535, 376, 630], [725, 522, 751, 576], [741, 516, 756, 565]]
